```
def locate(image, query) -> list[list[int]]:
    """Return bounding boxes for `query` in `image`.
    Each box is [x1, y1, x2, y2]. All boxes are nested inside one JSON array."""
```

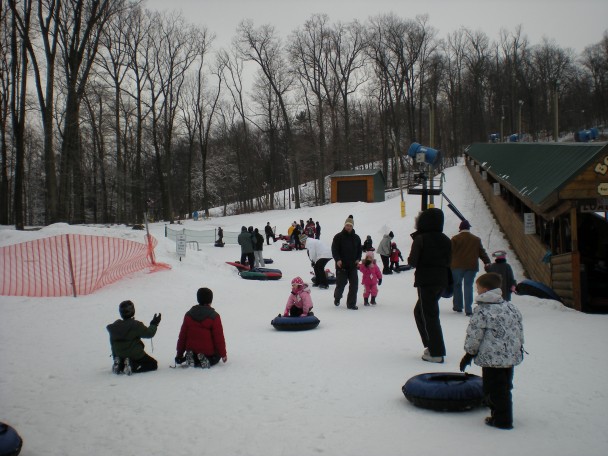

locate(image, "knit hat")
[[291, 276, 305, 288], [197, 287, 213, 305], [389, 231, 394, 238], [344, 217, 354, 227], [119, 300, 135, 319], [492, 250, 507, 260], [459, 220, 471, 231]]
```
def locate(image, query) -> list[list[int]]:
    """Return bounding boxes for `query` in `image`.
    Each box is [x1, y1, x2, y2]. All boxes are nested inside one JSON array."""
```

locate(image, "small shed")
[[329, 169, 385, 203]]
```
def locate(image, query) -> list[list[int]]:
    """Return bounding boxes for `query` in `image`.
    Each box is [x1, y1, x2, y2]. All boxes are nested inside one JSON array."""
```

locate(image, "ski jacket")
[[407, 208, 452, 288], [107, 319, 157, 361], [450, 230, 491, 271], [362, 239, 374, 251], [238, 227, 254, 253], [332, 229, 362, 270], [315, 223, 321, 238], [265, 224, 274, 236], [464, 289, 524, 368], [176, 305, 227, 358], [358, 261, 382, 287], [487, 260, 516, 300], [306, 238, 332, 263], [254, 232, 264, 251], [304, 222, 316, 238], [376, 234, 392, 257], [284, 286, 313, 316], [390, 248, 403, 263]]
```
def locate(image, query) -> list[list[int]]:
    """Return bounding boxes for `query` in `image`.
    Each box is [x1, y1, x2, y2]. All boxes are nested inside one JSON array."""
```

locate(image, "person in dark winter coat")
[[253, 228, 265, 268], [451, 220, 492, 315], [376, 231, 394, 274], [389, 242, 404, 271], [460, 273, 524, 430], [407, 208, 452, 363], [175, 288, 227, 368], [264, 222, 276, 245], [238, 226, 255, 267], [362, 235, 374, 252], [107, 300, 161, 375], [332, 216, 362, 309], [315, 221, 321, 239], [486, 250, 517, 301], [292, 224, 303, 250]]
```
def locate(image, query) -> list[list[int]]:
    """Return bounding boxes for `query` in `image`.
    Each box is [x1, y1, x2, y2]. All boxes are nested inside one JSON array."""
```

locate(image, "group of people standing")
[[237, 225, 266, 269]]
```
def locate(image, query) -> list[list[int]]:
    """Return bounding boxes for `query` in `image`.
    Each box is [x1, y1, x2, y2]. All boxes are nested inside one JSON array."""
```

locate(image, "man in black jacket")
[[264, 222, 276, 245], [407, 208, 452, 363], [332, 217, 362, 309]]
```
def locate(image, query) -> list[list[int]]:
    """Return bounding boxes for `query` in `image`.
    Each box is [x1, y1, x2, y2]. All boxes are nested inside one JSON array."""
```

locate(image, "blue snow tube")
[[516, 279, 562, 302], [402, 372, 484, 411], [0, 422, 22, 456], [271, 315, 320, 331]]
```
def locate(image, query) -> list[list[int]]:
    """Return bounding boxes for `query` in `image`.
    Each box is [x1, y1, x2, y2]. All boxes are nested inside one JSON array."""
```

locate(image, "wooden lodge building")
[[464, 142, 608, 312]]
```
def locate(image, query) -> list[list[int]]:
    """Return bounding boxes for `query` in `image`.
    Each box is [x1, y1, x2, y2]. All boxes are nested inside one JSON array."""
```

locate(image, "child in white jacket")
[[459, 272, 524, 430]]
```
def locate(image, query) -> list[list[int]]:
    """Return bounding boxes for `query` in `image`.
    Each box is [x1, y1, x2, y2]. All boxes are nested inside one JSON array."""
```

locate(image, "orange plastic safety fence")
[[0, 234, 171, 297]]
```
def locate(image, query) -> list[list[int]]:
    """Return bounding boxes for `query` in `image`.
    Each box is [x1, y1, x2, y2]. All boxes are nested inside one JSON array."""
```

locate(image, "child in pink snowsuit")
[[358, 251, 383, 305], [284, 277, 314, 317]]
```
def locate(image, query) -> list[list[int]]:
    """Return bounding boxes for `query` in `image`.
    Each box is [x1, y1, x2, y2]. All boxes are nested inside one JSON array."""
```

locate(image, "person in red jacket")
[[175, 288, 228, 369]]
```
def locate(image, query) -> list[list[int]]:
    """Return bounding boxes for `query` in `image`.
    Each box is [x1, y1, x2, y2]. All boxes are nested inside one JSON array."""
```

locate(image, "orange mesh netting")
[[0, 234, 171, 297]]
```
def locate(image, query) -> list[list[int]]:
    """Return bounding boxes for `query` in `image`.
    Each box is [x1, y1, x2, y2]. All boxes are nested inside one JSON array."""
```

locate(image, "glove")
[[459, 353, 474, 372], [175, 356, 184, 365], [150, 313, 162, 326], [378, 278, 382, 286], [283, 311, 289, 317]]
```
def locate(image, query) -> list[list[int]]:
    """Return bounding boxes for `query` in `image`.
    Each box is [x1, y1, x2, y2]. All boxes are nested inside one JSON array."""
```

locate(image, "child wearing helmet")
[[358, 251, 383, 305], [106, 300, 161, 375], [283, 277, 314, 317], [390, 242, 404, 272]]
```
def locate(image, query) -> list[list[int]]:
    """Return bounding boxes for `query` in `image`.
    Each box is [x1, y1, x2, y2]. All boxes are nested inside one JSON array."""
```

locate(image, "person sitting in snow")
[[358, 251, 382, 305], [283, 277, 314, 317], [460, 272, 524, 430], [175, 287, 228, 369], [362, 235, 374, 252], [107, 300, 161, 375], [390, 242, 404, 272]]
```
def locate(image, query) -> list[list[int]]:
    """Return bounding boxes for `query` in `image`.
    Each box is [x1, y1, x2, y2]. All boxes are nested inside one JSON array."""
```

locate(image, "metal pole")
[[518, 100, 524, 141], [554, 80, 560, 142], [429, 101, 435, 207]]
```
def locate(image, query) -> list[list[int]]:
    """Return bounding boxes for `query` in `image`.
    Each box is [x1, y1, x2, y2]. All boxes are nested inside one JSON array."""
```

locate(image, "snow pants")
[[483, 367, 514, 428], [413, 285, 446, 357]]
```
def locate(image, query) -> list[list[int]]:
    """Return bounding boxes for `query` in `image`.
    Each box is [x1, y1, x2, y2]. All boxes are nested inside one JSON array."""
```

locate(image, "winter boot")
[[123, 357, 132, 376], [185, 350, 195, 367], [371, 296, 376, 305], [364, 297, 370, 306], [197, 353, 211, 369], [112, 357, 122, 375]]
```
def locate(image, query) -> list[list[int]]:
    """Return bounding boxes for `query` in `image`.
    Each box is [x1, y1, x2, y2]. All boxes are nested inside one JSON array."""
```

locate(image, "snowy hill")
[[1, 163, 607, 456]]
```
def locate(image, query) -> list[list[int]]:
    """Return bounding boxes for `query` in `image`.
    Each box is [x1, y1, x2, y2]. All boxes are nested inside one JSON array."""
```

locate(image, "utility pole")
[[554, 80, 560, 142], [518, 100, 524, 141], [428, 100, 435, 207]]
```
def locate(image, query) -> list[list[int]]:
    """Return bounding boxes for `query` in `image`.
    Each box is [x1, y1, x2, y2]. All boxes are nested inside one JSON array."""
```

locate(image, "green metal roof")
[[466, 142, 608, 207], [329, 169, 384, 178]]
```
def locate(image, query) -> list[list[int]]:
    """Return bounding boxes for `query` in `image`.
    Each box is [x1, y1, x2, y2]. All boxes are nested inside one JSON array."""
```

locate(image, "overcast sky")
[[144, 0, 607, 54]]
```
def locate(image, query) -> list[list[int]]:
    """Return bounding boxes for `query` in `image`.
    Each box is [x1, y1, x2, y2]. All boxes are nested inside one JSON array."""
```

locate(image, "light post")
[[518, 99, 524, 141], [553, 80, 560, 142]]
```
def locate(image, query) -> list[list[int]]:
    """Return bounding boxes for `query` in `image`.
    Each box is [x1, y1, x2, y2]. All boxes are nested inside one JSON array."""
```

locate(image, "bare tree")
[[0, 2, 11, 224], [236, 20, 300, 208]]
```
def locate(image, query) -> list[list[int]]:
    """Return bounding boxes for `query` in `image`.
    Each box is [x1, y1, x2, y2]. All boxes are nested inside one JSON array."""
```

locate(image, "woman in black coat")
[[407, 208, 452, 363]]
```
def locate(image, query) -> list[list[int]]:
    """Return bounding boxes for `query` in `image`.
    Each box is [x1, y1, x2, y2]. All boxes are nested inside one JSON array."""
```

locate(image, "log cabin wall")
[[551, 252, 581, 310], [466, 161, 552, 286]]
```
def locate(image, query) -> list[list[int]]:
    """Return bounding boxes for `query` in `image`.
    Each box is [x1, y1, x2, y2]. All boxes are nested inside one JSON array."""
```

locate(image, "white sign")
[[493, 183, 501, 196], [176, 232, 187, 257], [581, 199, 608, 212], [524, 213, 536, 235]]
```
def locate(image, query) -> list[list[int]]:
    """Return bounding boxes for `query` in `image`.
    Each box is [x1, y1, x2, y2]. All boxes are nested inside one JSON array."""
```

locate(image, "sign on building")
[[524, 213, 536, 235]]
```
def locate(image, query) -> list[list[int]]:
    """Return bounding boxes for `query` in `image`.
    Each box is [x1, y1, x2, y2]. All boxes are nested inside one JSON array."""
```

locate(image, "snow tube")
[[280, 243, 293, 251], [263, 258, 274, 264], [226, 261, 250, 271], [516, 279, 562, 302], [402, 372, 484, 412], [310, 271, 337, 285], [0, 422, 22, 456], [214, 241, 225, 247], [240, 268, 282, 281], [271, 314, 320, 331], [395, 264, 412, 271]]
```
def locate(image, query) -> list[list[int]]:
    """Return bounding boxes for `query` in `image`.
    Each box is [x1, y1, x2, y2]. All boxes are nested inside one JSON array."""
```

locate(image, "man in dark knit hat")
[[450, 220, 491, 316], [175, 288, 228, 369], [331, 216, 362, 309]]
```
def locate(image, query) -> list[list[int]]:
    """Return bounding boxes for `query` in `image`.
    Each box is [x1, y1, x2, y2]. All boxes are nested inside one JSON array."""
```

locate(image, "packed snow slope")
[[1, 163, 607, 456]]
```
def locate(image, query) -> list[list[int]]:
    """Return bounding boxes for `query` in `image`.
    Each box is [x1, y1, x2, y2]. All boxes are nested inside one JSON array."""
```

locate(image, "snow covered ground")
[[1, 163, 607, 456]]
